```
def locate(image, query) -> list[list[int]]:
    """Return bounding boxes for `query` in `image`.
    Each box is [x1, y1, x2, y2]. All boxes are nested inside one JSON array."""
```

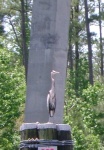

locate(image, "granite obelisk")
[[25, 0, 71, 123]]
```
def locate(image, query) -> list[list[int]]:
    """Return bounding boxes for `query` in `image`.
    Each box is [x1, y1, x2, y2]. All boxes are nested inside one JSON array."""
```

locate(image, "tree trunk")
[[20, 0, 28, 81], [75, 4, 79, 95], [68, 43, 73, 70], [98, 0, 103, 76], [9, 16, 21, 50], [68, 7, 73, 70], [84, 0, 93, 85]]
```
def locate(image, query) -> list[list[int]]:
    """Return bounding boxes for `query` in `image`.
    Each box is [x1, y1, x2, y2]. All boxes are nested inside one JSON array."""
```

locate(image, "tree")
[[84, 0, 93, 85], [0, 48, 25, 150], [64, 69, 104, 149], [98, 0, 103, 76], [20, 0, 28, 80], [65, 1, 104, 148], [0, 0, 33, 80]]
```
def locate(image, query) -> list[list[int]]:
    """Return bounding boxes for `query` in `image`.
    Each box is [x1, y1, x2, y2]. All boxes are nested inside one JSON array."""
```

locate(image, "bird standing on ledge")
[[47, 70, 60, 119]]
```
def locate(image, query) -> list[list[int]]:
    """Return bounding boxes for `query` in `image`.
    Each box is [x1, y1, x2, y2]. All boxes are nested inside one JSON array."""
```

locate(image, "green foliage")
[[67, 57, 89, 97], [82, 83, 104, 141], [72, 127, 101, 150], [0, 48, 25, 150], [65, 0, 104, 147], [64, 68, 104, 149], [64, 56, 104, 149]]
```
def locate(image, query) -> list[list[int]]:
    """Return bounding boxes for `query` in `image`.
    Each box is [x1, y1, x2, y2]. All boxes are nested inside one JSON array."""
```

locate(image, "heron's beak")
[[51, 70, 60, 75], [55, 71, 60, 74], [56, 71, 60, 73]]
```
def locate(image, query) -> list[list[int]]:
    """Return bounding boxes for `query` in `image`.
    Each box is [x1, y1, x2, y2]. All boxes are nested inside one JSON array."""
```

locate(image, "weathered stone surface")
[[25, 0, 71, 123]]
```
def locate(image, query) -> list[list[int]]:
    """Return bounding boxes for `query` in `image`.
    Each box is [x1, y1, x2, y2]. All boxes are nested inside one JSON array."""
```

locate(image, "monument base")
[[19, 123, 73, 150]]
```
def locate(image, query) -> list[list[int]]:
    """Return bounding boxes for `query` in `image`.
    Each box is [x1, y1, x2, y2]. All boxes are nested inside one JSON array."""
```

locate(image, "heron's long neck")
[[51, 76, 55, 91]]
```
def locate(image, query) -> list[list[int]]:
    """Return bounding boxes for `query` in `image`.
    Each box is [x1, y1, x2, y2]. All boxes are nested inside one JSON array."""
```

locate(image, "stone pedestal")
[[19, 123, 73, 150]]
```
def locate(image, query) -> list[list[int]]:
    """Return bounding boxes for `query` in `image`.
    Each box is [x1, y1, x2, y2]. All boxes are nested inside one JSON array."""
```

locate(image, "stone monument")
[[24, 0, 71, 123]]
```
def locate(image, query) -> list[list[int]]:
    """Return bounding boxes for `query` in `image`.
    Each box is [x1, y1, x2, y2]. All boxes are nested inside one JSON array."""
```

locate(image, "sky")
[[90, 24, 104, 38], [90, 1, 104, 39]]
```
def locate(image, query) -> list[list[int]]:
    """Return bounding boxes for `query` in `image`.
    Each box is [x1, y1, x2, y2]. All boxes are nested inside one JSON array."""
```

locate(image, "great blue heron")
[[47, 70, 60, 118]]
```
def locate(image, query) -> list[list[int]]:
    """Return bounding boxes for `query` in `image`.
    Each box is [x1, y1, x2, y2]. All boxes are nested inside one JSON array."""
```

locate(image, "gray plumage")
[[47, 70, 59, 117]]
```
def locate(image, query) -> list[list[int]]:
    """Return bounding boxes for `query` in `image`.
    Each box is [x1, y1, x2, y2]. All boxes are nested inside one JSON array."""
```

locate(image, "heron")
[[47, 70, 60, 118]]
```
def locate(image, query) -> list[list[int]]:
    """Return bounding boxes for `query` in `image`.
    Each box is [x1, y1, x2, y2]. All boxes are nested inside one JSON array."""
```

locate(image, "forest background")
[[0, 0, 104, 149]]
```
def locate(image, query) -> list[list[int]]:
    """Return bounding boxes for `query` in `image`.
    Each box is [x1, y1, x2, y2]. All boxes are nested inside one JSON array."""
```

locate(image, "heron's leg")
[[49, 116, 55, 123], [49, 116, 50, 122], [52, 116, 55, 123]]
